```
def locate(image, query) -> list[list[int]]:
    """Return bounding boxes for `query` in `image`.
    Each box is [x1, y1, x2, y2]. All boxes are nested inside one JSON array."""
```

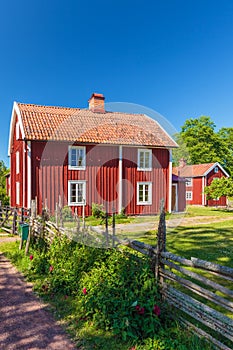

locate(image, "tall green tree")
[[217, 127, 233, 176], [0, 160, 9, 205], [173, 116, 232, 174]]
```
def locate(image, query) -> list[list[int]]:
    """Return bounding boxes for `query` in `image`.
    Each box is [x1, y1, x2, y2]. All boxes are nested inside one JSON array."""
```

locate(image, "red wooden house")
[[8, 93, 178, 216], [173, 160, 229, 206]]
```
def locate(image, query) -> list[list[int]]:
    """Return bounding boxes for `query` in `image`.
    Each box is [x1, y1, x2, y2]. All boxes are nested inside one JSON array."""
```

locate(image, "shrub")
[[62, 205, 73, 222], [92, 203, 106, 218], [77, 249, 164, 341]]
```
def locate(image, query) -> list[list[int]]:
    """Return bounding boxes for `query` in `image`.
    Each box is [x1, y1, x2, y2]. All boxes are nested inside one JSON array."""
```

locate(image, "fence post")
[[59, 195, 63, 227], [112, 207, 116, 248], [0, 200, 2, 222], [155, 199, 166, 284], [12, 209, 17, 235], [105, 203, 109, 248], [21, 207, 24, 223]]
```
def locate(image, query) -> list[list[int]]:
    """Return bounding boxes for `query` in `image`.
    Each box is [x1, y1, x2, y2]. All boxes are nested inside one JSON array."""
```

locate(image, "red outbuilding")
[[173, 160, 229, 206], [8, 93, 178, 215]]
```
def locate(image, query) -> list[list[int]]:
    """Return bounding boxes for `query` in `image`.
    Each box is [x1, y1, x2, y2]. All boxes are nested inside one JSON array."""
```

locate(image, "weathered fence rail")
[[0, 203, 233, 349], [0, 203, 30, 234]]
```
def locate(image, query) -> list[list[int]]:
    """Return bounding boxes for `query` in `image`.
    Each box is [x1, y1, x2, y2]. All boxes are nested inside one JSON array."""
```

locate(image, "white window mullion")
[[137, 149, 152, 171], [68, 180, 86, 205], [137, 182, 152, 205], [68, 146, 86, 170]]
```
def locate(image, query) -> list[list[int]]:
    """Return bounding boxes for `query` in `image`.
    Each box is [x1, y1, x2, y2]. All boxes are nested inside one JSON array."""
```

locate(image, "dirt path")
[[0, 243, 77, 350]]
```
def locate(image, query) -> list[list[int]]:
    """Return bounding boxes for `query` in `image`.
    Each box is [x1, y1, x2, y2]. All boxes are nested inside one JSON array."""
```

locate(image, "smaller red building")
[[172, 174, 186, 212], [173, 160, 229, 206]]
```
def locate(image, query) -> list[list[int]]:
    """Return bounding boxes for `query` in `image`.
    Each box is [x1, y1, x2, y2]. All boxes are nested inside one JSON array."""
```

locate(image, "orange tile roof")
[[173, 163, 216, 177], [17, 103, 177, 148]]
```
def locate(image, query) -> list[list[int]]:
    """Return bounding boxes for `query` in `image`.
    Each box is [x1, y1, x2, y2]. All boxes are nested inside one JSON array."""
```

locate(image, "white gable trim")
[[8, 102, 25, 156], [203, 162, 230, 178]]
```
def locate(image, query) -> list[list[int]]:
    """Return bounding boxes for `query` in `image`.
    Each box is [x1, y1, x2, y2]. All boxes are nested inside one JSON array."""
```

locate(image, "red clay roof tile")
[[173, 163, 216, 177], [17, 103, 177, 148]]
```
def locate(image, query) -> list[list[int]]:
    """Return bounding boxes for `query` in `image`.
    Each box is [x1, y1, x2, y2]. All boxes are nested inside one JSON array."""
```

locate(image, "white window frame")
[[16, 182, 20, 205], [68, 180, 86, 206], [214, 166, 219, 173], [186, 191, 193, 200], [16, 151, 20, 174], [68, 146, 86, 170], [137, 149, 152, 171], [186, 177, 192, 187], [137, 182, 152, 205]]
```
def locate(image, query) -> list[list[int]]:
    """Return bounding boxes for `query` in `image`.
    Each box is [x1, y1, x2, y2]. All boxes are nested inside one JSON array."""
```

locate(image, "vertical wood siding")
[[29, 141, 171, 215]]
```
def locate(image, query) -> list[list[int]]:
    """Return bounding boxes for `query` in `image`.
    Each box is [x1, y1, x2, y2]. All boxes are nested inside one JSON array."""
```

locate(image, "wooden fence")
[[0, 203, 233, 349], [0, 203, 30, 234]]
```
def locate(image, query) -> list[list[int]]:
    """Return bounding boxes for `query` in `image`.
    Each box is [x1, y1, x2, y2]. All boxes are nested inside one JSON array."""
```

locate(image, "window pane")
[[144, 184, 149, 201], [77, 149, 83, 166], [139, 152, 144, 168], [70, 183, 76, 203], [144, 152, 150, 169], [71, 149, 77, 166], [139, 185, 144, 202], [77, 183, 83, 203]]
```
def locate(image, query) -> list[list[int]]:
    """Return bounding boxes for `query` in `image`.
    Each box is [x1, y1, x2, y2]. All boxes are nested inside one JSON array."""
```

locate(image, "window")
[[16, 182, 20, 205], [186, 177, 192, 187], [68, 146, 86, 169], [16, 151, 20, 174], [214, 166, 219, 173], [137, 149, 152, 171], [186, 191, 193, 200], [137, 182, 152, 205], [68, 181, 86, 205]]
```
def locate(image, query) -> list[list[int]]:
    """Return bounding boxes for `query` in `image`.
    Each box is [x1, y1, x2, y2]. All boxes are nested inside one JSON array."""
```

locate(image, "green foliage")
[[172, 116, 233, 175], [77, 250, 163, 340], [204, 177, 233, 200], [62, 205, 73, 221], [0, 160, 9, 205], [91, 203, 106, 218]]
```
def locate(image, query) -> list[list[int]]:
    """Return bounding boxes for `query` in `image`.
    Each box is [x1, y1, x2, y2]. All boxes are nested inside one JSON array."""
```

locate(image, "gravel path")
[[0, 244, 77, 350]]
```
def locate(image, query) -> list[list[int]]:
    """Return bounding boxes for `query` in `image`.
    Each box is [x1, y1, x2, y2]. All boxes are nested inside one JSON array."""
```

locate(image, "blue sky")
[[1, 0, 233, 166]]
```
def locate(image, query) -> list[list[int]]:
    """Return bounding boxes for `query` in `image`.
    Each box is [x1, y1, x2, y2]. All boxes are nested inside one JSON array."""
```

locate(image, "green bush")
[[92, 203, 106, 218], [77, 250, 164, 340]]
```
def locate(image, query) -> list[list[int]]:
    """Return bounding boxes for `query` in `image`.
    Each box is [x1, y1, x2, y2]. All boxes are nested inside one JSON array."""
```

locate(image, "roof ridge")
[[17, 102, 81, 111]]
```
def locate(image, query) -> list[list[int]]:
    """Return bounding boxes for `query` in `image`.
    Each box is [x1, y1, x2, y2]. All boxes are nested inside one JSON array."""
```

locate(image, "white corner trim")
[[8, 102, 25, 156]]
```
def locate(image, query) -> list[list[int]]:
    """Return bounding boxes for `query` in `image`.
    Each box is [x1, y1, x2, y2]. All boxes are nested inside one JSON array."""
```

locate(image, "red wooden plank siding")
[[122, 147, 170, 215], [30, 141, 170, 215]]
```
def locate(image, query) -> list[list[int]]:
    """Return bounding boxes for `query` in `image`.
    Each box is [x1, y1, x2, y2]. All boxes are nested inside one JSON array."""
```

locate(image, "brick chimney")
[[88, 93, 105, 113], [179, 158, 187, 168]]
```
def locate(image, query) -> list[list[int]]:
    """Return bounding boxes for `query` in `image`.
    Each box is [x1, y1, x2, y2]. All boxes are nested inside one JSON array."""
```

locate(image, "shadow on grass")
[[167, 226, 233, 268]]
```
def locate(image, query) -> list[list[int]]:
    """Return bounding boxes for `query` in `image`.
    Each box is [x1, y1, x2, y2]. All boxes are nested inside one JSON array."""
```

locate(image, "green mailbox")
[[18, 223, 29, 240]]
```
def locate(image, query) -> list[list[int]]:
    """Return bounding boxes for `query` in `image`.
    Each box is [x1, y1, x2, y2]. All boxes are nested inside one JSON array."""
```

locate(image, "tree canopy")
[[173, 116, 233, 176], [204, 177, 233, 200], [0, 160, 9, 205]]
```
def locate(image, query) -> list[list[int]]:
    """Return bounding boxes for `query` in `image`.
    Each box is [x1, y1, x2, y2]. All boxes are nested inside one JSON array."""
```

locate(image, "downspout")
[[118, 145, 123, 214], [27, 141, 32, 208], [202, 176, 205, 206]]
